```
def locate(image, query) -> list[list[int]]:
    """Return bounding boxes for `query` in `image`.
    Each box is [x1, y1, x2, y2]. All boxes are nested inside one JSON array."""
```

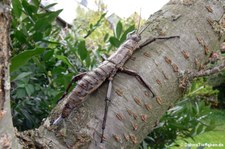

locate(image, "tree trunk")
[[0, 0, 21, 148], [3, 0, 225, 148]]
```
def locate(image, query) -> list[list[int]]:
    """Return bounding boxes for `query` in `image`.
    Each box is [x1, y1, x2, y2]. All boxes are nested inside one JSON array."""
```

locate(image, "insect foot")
[[178, 70, 192, 91]]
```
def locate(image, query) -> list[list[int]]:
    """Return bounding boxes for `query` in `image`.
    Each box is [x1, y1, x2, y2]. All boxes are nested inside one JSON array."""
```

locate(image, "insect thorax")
[[126, 31, 141, 42]]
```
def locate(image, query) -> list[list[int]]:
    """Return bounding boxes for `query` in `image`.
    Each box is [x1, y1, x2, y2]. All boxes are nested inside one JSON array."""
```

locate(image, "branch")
[[191, 60, 225, 78]]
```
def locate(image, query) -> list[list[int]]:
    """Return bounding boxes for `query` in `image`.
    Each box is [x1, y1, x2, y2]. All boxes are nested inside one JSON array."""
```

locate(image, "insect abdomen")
[[108, 39, 138, 65], [61, 61, 115, 118]]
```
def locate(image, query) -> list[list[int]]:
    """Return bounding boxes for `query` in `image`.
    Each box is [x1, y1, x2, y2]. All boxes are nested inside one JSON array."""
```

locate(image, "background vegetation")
[[11, 0, 224, 148]]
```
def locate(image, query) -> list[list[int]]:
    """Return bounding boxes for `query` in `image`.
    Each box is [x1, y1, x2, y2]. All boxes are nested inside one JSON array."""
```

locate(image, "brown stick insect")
[[52, 19, 179, 143]]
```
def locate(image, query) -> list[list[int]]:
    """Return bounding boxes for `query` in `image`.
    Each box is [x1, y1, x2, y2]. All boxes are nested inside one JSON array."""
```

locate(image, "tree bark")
[[4, 0, 225, 148], [0, 0, 21, 148]]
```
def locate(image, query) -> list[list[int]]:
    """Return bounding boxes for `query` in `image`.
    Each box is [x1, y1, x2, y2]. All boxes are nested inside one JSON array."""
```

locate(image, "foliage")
[[70, 5, 136, 62], [214, 83, 225, 108], [11, 0, 63, 130], [186, 78, 219, 107], [140, 79, 219, 149], [187, 78, 218, 96], [10, 0, 136, 130], [210, 71, 225, 108], [171, 109, 225, 149]]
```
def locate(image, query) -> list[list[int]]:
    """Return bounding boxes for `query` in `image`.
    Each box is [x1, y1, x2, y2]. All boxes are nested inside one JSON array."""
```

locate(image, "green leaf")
[[89, 23, 93, 29], [10, 48, 45, 72], [196, 124, 204, 135], [22, 0, 37, 16], [191, 81, 197, 92], [14, 30, 27, 43], [116, 21, 123, 38], [84, 13, 106, 38], [77, 40, 88, 61], [45, 9, 63, 23], [120, 25, 135, 43], [43, 3, 57, 10], [55, 55, 77, 72], [34, 10, 62, 32], [32, 32, 43, 41], [142, 141, 149, 149], [103, 33, 109, 42], [15, 88, 26, 98], [85, 55, 91, 67], [34, 19, 51, 32], [25, 84, 35, 96], [195, 101, 200, 114], [17, 81, 26, 88], [12, 0, 22, 18], [31, 0, 40, 7], [20, 109, 34, 123], [12, 72, 32, 81], [41, 40, 60, 45], [109, 37, 120, 47], [43, 50, 54, 61]]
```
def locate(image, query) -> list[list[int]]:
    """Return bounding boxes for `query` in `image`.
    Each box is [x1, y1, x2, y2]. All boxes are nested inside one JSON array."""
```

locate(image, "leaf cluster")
[[140, 79, 219, 149], [10, 0, 136, 130]]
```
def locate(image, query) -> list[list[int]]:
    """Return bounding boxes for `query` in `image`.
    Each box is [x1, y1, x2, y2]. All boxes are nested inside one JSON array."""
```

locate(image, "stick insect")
[[52, 20, 179, 143]]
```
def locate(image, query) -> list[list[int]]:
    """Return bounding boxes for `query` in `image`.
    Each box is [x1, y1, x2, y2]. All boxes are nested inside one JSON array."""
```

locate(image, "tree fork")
[[7, 0, 225, 148], [40, 0, 224, 148]]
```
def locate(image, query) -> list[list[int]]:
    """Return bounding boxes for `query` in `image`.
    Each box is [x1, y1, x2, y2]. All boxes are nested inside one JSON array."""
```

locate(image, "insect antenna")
[[136, 9, 151, 36], [139, 22, 151, 35], [136, 9, 142, 35]]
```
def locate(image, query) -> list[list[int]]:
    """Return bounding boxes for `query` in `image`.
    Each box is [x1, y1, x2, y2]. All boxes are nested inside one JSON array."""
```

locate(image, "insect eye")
[[133, 35, 141, 42]]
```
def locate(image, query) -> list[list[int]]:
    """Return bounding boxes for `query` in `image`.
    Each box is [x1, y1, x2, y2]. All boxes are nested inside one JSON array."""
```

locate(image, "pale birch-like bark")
[[3, 0, 225, 148]]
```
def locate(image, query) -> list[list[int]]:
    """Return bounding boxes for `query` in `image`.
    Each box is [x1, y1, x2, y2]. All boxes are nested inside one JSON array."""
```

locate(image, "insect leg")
[[139, 36, 180, 49], [101, 77, 113, 143], [100, 54, 108, 61], [57, 72, 86, 103], [119, 67, 155, 97]]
